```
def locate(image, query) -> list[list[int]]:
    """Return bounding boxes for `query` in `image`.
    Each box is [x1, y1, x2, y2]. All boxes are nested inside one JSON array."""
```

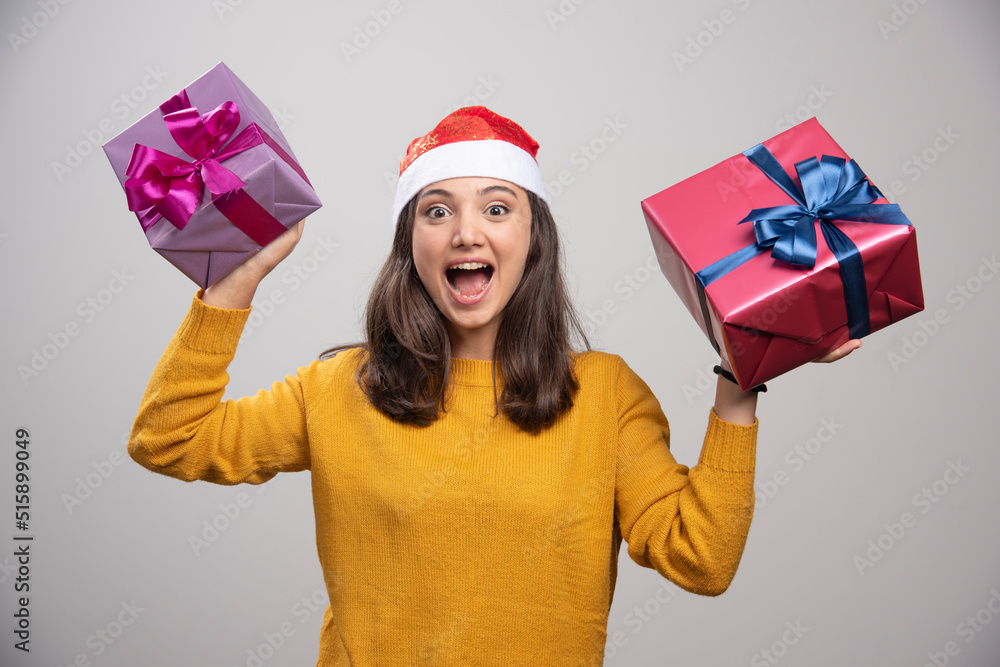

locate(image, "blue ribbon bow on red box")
[[695, 143, 913, 342]]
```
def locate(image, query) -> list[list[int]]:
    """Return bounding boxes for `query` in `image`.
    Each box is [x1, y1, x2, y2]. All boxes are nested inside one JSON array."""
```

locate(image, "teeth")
[[451, 262, 490, 270]]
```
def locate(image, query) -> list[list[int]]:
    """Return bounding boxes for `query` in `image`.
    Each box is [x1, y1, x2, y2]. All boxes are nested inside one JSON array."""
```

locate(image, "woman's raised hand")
[[202, 219, 306, 309]]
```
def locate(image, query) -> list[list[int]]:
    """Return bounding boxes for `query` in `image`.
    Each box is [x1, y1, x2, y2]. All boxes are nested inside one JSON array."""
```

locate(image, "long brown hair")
[[322, 190, 589, 432]]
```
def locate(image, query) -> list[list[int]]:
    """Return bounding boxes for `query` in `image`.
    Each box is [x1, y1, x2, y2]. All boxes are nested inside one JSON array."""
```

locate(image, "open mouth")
[[445, 261, 494, 298]]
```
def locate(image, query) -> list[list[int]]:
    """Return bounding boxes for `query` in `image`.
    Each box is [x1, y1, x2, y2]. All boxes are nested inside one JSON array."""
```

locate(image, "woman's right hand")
[[201, 219, 306, 309]]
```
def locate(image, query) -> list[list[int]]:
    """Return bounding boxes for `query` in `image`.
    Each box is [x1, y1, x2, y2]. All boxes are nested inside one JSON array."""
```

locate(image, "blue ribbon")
[[695, 143, 912, 344]]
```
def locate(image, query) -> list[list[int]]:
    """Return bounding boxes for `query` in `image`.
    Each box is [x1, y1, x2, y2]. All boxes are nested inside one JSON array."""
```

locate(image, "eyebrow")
[[478, 185, 519, 198], [417, 188, 452, 202], [417, 184, 520, 203]]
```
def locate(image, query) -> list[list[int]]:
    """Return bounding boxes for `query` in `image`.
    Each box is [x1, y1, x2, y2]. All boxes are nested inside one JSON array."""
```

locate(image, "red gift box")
[[641, 118, 924, 389], [103, 63, 322, 288]]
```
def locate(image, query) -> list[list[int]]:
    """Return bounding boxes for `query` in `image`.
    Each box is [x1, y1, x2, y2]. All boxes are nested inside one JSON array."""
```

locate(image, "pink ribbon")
[[125, 91, 248, 230], [123, 91, 300, 247]]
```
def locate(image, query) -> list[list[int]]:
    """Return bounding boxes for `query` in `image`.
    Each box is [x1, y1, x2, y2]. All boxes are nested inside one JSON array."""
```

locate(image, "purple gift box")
[[103, 62, 322, 288]]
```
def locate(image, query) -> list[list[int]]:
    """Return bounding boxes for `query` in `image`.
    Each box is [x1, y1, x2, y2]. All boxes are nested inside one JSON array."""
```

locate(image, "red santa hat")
[[392, 106, 549, 225]]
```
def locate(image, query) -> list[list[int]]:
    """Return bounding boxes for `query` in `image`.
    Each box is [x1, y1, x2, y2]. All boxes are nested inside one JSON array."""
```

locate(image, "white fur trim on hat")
[[392, 139, 548, 225]]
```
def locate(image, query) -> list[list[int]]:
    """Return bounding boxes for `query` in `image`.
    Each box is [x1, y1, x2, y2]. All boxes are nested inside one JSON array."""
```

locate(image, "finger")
[[268, 219, 306, 255], [273, 219, 304, 245], [814, 339, 862, 363], [290, 219, 305, 242]]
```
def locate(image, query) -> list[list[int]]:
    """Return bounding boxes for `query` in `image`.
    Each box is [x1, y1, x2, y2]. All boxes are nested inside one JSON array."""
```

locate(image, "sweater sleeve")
[[127, 292, 311, 485], [614, 360, 757, 596]]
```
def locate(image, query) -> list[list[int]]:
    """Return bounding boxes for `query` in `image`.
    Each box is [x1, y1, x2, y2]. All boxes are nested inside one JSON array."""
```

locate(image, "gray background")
[[2, 0, 998, 665]]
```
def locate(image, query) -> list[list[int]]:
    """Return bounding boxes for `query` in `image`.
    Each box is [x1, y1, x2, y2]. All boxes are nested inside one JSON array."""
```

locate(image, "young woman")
[[128, 106, 859, 666]]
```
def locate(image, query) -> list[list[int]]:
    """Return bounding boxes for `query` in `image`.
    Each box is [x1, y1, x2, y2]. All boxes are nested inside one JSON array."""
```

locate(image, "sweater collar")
[[449, 357, 504, 388]]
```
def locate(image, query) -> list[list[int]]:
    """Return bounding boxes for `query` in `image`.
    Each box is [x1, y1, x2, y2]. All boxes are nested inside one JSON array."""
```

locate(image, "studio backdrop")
[[1, 0, 998, 665]]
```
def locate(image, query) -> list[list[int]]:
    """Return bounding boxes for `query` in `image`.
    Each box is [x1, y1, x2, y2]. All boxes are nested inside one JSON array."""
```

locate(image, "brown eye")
[[427, 206, 448, 218], [488, 204, 508, 216]]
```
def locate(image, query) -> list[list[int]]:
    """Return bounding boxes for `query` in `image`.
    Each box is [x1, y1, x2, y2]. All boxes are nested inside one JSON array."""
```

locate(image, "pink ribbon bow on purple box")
[[104, 62, 322, 288]]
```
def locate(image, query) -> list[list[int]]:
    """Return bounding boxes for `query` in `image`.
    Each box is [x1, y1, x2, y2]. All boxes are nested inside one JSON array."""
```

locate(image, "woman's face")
[[411, 177, 531, 357]]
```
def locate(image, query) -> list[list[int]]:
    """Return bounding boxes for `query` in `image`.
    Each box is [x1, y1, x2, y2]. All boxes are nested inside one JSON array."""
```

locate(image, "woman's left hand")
[[812, 339, 862, 363]]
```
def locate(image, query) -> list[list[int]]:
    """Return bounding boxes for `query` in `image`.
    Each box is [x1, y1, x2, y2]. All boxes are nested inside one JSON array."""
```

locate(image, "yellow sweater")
[[129, 293, 758, 666]]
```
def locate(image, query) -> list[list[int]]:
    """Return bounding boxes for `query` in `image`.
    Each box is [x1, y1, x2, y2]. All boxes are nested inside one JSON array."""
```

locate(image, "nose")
[[452, 208, 485, 248]]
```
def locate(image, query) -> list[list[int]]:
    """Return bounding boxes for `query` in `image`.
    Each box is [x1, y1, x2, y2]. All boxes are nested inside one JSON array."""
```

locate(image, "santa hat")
[[392, 106, 548, 225]]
